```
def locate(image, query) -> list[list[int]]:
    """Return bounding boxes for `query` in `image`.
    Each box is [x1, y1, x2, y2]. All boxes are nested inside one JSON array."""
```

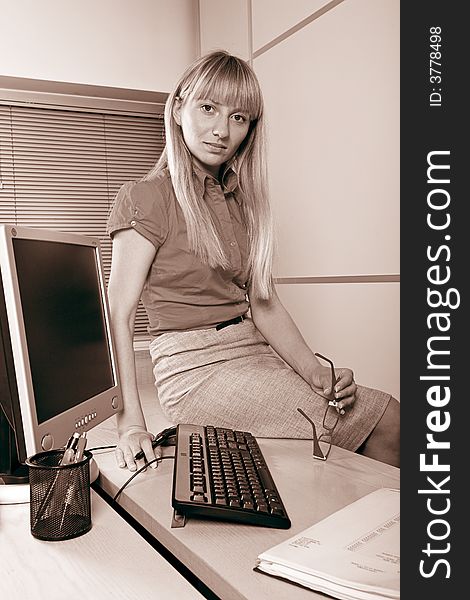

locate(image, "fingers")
[[115, 430, 161, 471], [115, 446, 126, 469], [140, 436, 162, 468], [323, 369, 354, 394], [123, 444, 140, 471], [335, 395, 354, 412], [114, 445, 138, 471], [332, 369, 357, 411]]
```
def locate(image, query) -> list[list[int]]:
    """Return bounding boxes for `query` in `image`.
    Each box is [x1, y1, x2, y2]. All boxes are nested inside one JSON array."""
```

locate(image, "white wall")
[[199, 0, 400, 399], [0, 0, 198, 92], [199, 0, 250, 60]]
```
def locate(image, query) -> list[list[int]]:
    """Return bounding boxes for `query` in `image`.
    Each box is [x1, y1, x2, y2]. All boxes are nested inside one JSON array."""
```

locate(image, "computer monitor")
[[0, 224, 122, 498]]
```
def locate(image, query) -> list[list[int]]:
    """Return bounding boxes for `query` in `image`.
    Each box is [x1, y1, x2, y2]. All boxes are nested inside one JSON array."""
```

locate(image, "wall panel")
[[252, 0, 334, 52], [276, 282, 400, 399], [254, 0, 399, 277]]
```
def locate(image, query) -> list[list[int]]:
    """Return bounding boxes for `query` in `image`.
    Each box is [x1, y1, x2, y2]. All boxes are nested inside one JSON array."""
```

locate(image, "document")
[[255, 487, 399, 600]]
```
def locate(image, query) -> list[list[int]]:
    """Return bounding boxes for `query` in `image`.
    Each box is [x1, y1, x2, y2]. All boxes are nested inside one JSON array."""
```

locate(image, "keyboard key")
[[191, 494, 207, 503]]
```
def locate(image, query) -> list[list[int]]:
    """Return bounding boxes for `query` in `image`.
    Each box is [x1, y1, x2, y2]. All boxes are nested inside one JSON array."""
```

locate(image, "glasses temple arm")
[[314, 352, 337, 394], [297, 407, 326, 460]]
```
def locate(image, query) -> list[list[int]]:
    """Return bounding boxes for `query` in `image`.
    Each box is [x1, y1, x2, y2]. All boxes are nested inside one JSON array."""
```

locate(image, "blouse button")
[[230, 241, 236, 247], [130, 220, 136, 226]]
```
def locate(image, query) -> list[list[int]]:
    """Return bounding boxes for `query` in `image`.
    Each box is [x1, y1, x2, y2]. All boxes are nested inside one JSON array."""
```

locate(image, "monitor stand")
[[0, 458, 100, 505], [0, 461, 30, 504], [0, 482, 30, 504]]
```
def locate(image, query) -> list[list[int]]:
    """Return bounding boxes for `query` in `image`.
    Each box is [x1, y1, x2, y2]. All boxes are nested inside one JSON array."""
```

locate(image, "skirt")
[[149, 318, 391, 452]]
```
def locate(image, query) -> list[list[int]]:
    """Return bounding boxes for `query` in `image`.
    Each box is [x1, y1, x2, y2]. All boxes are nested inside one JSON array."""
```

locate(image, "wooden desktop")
[[1, 486, 204, 600], [86, 383, 400, 600]]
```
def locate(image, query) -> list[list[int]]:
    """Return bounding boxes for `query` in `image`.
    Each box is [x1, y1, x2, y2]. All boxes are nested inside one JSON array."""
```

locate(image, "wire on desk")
[[87, 444, 116, 452], [87, 441, 176, 506], [112, 455, 175, 506]]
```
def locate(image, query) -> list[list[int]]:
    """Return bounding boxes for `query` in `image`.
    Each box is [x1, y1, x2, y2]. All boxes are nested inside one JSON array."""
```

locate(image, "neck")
[[192, 159, 223, 181]]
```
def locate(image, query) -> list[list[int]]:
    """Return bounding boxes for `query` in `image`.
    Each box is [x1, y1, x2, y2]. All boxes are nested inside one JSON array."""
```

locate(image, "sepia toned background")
[[0, 0, 399, 399]]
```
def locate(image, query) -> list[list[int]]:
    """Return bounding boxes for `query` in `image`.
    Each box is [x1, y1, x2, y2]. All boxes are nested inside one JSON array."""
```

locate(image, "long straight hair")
[[145, 51, 274, 299]]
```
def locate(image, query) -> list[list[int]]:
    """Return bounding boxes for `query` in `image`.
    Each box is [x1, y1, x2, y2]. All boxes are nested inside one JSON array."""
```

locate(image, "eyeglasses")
[[297, 353, 343, 461]]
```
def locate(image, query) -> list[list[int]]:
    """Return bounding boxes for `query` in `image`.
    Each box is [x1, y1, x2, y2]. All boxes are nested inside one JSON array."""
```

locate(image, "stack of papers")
[[255, 487, 399, 600]]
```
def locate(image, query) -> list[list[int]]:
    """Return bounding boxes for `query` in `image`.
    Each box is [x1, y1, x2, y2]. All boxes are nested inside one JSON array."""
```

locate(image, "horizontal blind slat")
[[0, 103, 165, 337]]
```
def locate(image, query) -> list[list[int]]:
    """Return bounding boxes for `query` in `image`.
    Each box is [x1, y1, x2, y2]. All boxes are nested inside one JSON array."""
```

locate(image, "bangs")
[[185, 56, 263, 121]]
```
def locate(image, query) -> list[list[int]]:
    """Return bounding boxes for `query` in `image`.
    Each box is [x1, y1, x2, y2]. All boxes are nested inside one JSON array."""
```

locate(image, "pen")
[[60, 447, 76, 465], [59, 433, 87, 532], [60, 432, 81, 465], [34, 432, 81, 527], [65, 432, 81, 450], [74, 433, 87, 463]]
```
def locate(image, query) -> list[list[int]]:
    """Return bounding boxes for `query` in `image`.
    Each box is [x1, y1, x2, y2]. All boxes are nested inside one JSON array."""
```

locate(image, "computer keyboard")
[[172, 424, 291, 529]]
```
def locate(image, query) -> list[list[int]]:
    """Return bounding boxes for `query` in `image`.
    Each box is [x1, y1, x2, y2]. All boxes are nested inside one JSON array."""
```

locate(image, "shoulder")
[[107, 170, 172, 247], [120, 170, 172, 209]]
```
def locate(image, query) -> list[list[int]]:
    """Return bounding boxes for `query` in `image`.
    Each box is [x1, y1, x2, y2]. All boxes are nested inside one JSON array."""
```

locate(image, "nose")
[[212, 116, 229, 139]]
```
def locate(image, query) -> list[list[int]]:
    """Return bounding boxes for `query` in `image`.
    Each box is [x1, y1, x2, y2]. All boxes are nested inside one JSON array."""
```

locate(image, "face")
[[174, 95, 251, 178]]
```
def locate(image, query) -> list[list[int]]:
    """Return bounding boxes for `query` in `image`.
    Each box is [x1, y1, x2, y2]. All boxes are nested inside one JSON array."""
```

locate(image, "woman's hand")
[[308, 363, 357, 412], [115, 426, 162, 471]]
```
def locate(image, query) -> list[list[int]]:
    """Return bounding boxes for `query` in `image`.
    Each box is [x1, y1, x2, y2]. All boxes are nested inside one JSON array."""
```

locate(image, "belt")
[[215, 315, 245, 331]]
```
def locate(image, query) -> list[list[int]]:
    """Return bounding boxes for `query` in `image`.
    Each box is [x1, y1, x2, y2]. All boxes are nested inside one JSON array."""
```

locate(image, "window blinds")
[[0, 103, 165, 337]]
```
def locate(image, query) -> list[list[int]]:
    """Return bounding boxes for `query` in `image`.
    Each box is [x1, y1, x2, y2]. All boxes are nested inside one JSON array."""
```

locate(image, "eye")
[[201, 104, 214, 113], [232, 114, 248, 123]]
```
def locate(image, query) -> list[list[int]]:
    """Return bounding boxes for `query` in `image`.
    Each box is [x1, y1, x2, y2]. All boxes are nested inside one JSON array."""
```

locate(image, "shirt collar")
[[192, 161, 240, 200]]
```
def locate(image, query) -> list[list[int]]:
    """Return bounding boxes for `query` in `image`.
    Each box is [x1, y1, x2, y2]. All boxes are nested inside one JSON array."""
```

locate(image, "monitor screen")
[[0, 224, 122, 463], [13, 238, 115, 425]]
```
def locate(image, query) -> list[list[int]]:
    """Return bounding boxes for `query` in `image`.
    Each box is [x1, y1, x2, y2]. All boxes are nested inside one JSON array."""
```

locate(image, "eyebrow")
[[199, 98, 248, 113]]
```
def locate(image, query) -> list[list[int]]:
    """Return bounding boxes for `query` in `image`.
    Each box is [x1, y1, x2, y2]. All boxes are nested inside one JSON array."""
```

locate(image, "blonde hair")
[[146, 50, 274, 299]]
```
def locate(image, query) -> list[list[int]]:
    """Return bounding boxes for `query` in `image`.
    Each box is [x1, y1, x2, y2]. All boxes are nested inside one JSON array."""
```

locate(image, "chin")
[[199, 158, 224, 173]]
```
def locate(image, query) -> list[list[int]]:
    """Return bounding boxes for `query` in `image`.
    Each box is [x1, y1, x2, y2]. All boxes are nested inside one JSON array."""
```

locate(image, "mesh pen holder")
[[26, 449, 92, 541]]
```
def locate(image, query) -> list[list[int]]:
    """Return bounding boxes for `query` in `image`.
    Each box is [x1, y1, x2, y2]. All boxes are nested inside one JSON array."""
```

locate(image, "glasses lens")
[[323, 405, 339, 431], [317, 434, 332, 459]]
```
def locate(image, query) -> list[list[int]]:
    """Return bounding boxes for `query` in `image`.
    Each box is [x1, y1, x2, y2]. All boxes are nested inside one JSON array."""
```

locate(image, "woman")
[[107, 50, 400, 472]]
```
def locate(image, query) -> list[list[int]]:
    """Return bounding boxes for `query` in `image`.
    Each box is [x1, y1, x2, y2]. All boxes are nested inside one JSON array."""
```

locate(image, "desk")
[[0, 489, 204, 600], [87, 384, 400, 600]]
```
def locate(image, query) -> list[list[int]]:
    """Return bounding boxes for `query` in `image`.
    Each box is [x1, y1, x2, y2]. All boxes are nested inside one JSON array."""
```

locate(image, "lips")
[[203, 142, 227, 150]]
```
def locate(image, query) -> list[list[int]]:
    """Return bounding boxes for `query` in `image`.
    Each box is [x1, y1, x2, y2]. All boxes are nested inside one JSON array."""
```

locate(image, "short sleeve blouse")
[[107, 178, 169, 249], [106, 167, 250, 337]]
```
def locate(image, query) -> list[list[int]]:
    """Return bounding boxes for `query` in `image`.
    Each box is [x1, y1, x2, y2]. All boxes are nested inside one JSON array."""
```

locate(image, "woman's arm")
[[108, 228, 159, 470], [249, 287, 357, 409]]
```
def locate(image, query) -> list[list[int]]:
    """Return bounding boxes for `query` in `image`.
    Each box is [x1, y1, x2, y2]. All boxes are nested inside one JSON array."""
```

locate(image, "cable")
[[112, 455, 175, 506], [87, 444, 116, 452]]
